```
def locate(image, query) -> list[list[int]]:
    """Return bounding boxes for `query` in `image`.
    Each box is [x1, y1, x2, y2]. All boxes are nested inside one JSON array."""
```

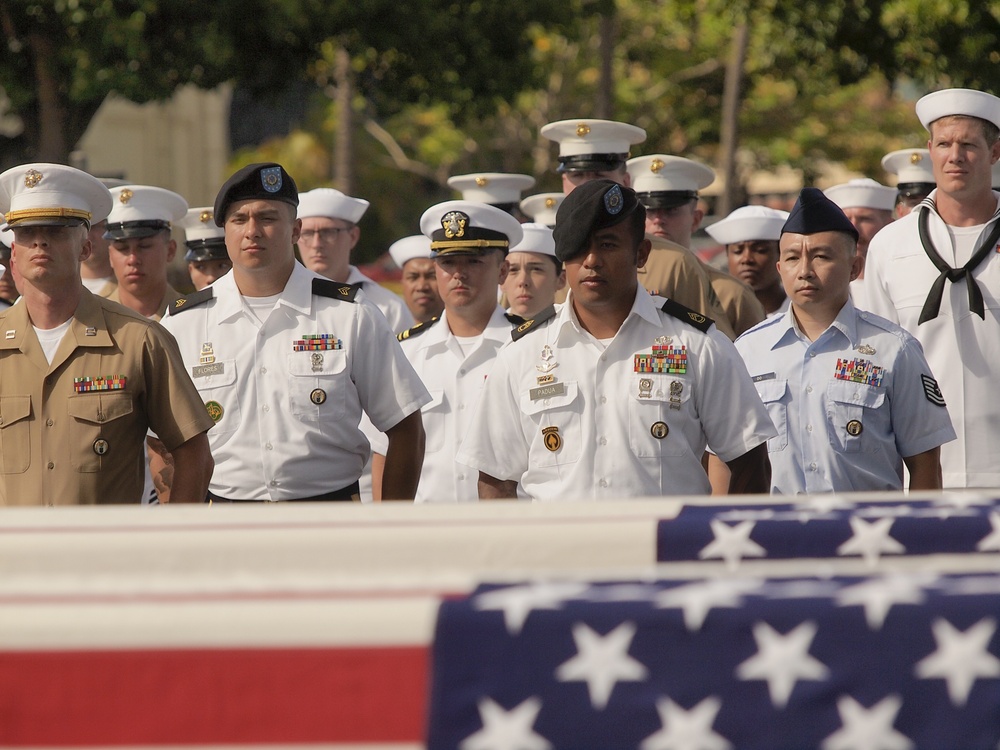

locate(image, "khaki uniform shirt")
[[638, 236, 736, 340], [0, 290, 215, 506], [108, 285, 182, 322], [699, 260, 766, 337]]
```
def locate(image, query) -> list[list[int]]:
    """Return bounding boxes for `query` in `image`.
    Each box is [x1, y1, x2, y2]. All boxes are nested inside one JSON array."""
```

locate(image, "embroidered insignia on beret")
[[260, 166, 282, 193], [604, 184, 624, 215]]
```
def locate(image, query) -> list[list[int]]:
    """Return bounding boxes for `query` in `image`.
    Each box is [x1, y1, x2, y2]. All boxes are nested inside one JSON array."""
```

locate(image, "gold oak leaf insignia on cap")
[[24, 169, 43, 188], [576, 123, 591, 137], [442, 211, 468, 239], [119, 188, 133, 204]]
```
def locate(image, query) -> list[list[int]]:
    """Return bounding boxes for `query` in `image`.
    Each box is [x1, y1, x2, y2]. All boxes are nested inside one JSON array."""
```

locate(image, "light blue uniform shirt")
[[734, 299, 956, 494]]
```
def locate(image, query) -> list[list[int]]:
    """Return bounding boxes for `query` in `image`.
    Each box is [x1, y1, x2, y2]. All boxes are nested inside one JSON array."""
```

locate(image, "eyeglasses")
[[299, 227, 351, 242]]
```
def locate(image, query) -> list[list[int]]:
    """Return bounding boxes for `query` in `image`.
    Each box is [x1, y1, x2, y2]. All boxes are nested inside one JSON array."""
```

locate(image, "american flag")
[[428, 573, 1000, 749]]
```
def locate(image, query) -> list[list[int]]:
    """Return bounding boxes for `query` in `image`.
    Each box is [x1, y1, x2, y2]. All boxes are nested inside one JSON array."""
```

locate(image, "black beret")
[[213, 163, 298, 226], [552, 179, 643, 262], [184, 239, 229, 263], [782, 187, 860, 242]]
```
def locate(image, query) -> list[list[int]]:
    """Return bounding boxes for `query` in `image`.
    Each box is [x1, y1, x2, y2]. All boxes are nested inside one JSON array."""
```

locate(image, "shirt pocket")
[[519, 381, 582, 467], [287, 350, 347, 421], [193, 359, 242, 436], [0, 395, 31, 474], [754, 379, 789, 452], [421, 389, 447, 454], [826, 379, 885, 454], [627, 374, 693, 457], [67, 393, 134, 473]]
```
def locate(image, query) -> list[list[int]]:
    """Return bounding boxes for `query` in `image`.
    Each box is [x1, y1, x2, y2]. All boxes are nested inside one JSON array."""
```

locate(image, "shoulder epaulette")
[[397, 316, 439, 342], [313, 278, 359, 302], [659, 298, 713, 333], [168, 287, 214, 315], [511, 304, 557, 341]]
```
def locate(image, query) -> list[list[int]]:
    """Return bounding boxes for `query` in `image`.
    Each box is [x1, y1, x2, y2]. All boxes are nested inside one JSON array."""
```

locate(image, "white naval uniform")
[[456, 287, 775, 500], [735, 300, 956, 494], [370, 306, 513, 503], [161, 262, 430, 501], [862, 191, 1000, 488], [345, 265, 413, 334]]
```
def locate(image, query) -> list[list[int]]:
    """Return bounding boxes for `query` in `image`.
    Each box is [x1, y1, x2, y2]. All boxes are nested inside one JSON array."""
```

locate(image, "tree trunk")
[[717, 22, 749, 217], [333, 44, 353, 194], [29, 33, 69, 163], [596, 12, 616, 119]]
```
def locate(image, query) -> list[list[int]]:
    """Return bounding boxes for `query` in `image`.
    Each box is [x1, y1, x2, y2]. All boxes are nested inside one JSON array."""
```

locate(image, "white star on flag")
[[914, 617, 1000, 706], [735, 621, 830, 708], [820, 695, 913, 750], [834, 575, 929, 630], [639, 696, 732, 750], [794, 493, 856, 514], [460, 697, 551, 750], [473, 582, 589, 635], [975, 511, 1000, 552], [698, 519, 766, 570], [835, 516, 906, 567], [655, 577, 762, 631], [555, 621, 649, 709]]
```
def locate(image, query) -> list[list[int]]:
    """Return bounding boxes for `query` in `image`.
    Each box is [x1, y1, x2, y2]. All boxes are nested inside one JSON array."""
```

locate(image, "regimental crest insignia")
[[205, 401, 224, 423], [260, 166, 282, 193], [442, 211, 468, 239], [199, 210, 213, 223], [542, 426, 562, 452], [119, 188, 133, 204], [604, 184, 624, 215], [23, 169, 43, 189]]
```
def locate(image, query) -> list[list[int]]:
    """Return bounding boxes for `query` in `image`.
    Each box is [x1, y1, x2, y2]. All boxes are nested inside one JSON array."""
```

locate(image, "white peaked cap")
[[419, 200, 523, 256], [510, 223, 556, 258], [705, 205, 789, 245], [447, 173, 536, 204], [388, 234, 433, 268], [0, 163, 113, 228], [520, 193, 564, 226], [297, 187, 369, 224], [881, 149, 935, 186], [824, 178, 897, 211], [540, 119, 646, 157], [177, 207, 225, 243]]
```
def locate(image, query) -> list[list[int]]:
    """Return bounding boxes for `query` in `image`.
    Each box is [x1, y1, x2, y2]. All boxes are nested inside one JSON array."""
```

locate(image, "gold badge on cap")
[[650, 158, 665, 173], [199, 210, 213, 223], [310, 388, 327, 405], [542, 426, 562, 452], [442, 211, 468, 239], [910, 152, 923, 164], [576, 123, 591, 137], [93, 438, 109, 455], [650, 421, 669, 439], [24, 169, 43, 189], [846, 420, 863, 436], [475, 176, 489, 187], [545, 197, 557, 209], [119, 188, 133, 204], [205, 401, 224, 423]]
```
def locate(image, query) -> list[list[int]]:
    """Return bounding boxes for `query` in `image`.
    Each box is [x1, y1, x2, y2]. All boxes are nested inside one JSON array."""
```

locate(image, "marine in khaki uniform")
[[540, 119, 730, 333], [0, 163, 214, 505], [105, 185, 188, 321], [628, 154, 764, 338]]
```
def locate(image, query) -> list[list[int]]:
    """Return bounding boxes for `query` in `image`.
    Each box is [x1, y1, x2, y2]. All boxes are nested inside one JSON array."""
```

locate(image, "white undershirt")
[[454, 333, 484, 358], [948, 222, 987, 266], [242, 293, 282, 325], [33, 319, 73, 364], [81, 276, 114, 294]]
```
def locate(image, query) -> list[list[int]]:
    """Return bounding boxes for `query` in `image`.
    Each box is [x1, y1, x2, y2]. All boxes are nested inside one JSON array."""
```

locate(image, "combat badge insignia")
[[542, 426, 562, 452], [921, 374, 946, 406], [857, 344, 877, 355], [261, 166, 282, 193], [442, 211, 468, 239], [93, 439, 109, 455], [846, 420, 863, 437], [650, 421, 669, 439], [604, 184, 624, 215], [310, 388, 327, 405], [536, 345, 558, 374], [205, 401, 224, 423], [311, 353, 324, 372], [24, 169, 43, 188]]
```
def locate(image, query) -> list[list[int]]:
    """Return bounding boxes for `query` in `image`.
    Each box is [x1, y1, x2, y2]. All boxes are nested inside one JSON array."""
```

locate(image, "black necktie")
[[917, 206, 1000, 324]]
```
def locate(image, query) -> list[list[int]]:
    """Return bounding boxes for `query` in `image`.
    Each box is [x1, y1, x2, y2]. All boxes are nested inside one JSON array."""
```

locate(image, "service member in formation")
[[501, 222, 565, 321], [707, 205, 789, 316], [0, 163, 214, 505], [863, 88, 1000, 489], [178, 207, 232, 290], [162, 163, 429, 502], [388, 234, 443, 324], [0, 228, 17, 307], [372, 202, 522, 503], [296, 187, 412, 334], [447, 172, 536, 221], [541, 119, 730, 333], [735, 188, 955, 493], [519, 192, 564, 228], [79, 177, 124, 299], [458, 180, 774, 500], [881, 149, 935, 219], [105, 184, 188, 320], [628, 154, 764, 337]]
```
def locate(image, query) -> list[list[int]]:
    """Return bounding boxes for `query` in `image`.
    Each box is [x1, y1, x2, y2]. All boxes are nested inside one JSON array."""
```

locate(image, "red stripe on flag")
[[0, 646, 427, 745]]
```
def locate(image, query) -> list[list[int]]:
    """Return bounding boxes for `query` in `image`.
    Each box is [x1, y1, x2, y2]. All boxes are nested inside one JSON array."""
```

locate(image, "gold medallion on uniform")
[[542, 426, 562, 452], [846, 420, 863, 436], [93, 438, 109, 455], [205, 401, 224, 423], [650, 421, 669, 439], [310, 388, 327, 405]]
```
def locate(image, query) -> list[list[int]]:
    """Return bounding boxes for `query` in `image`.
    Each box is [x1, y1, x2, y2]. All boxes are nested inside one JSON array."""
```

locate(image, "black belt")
[[206, 481, 361, 503]]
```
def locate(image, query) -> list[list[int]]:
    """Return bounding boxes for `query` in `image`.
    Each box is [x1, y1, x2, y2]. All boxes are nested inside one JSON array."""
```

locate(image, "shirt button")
[[265, 442, 273, 450], [600, 354, 607, 362], [599, 437, 607, 446], [45, 419, 53, 427], [806, 386, 813, 394], [262, 405, 270, 412], [260, 367, 267, 374], [600, 396, 608, 404], [598, 478, 608, 488], [0, 417, 4, 425], [457, 473, 465, 481], [459, 368, 467, 376], [269, 479, 278, 487], [47, 462, 54, 469], [810, 462, 817, 471], [806, 424, 813, 432], [459, 404, 465, 410], [97, 413, 105, 422]]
